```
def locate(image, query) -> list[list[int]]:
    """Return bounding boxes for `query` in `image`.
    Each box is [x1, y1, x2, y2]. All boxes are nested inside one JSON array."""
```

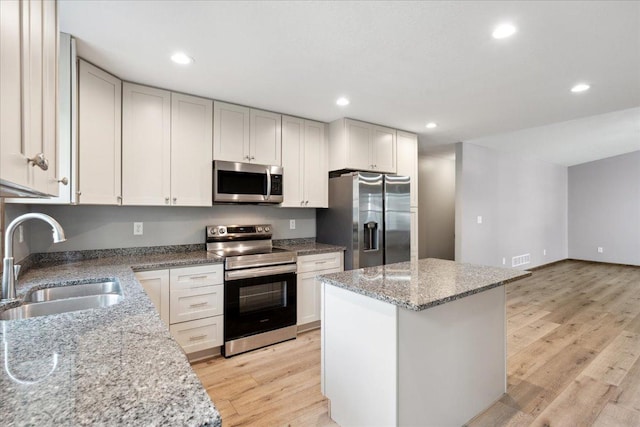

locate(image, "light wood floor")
[[192, 260, 640, 426]]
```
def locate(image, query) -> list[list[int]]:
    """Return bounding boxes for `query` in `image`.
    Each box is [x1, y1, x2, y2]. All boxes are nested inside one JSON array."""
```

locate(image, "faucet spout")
[[2, 213, 66, 301]]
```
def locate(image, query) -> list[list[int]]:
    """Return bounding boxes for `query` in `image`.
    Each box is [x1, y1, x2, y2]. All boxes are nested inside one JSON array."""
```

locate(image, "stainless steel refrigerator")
[[316, 172, 411, 270]]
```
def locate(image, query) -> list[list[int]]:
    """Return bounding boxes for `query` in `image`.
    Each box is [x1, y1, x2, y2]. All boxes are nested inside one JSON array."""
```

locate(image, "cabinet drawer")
[[170, 285, 223, 324], [297, 252, 343, 274], [169, 264, 223, 290], [170, 316, 223, 354]]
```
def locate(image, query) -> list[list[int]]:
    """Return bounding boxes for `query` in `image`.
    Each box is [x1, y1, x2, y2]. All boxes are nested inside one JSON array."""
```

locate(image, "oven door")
[[224, 265, 296, 342]]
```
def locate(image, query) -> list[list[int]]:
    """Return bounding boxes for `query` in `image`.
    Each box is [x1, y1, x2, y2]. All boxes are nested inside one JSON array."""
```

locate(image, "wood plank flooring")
[[192, 260, 640, 426]]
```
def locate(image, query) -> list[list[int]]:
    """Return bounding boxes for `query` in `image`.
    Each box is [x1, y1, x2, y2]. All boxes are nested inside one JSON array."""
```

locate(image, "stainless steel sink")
[[24, 281, 121, 302], [0, 280, 123, 321]]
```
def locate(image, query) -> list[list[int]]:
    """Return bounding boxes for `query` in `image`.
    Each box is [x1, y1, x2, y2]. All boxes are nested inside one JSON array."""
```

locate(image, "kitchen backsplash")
[[7, 204, 316, 256]]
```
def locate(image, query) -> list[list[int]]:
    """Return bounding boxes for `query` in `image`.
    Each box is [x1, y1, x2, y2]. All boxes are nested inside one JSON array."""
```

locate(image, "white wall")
[[568, 151, 640, 266], [16, 204, 315, 253], [455, 142, 568, 269], [418, 155, 455, 260]]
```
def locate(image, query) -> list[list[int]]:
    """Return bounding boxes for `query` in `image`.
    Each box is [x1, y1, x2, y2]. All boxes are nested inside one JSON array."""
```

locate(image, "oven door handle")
[[225, 264, 296, 281]]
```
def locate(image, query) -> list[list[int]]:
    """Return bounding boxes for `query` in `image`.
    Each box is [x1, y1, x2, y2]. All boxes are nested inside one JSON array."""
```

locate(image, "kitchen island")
[[318, 258, 531, 427]]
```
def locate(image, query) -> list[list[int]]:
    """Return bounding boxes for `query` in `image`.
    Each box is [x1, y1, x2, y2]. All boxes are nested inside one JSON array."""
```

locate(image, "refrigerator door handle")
[[364, 221, 379, 251]]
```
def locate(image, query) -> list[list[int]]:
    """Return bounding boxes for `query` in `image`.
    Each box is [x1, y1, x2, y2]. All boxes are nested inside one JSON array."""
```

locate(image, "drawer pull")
[[189, 275, 208, 280], [189, 302, 209, 308], [189, 334, 207, 341], [315, 261, 327, 265]]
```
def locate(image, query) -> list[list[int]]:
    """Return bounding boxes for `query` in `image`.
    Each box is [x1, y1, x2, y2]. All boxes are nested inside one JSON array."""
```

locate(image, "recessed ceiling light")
[[425, 122, 438, 129], [570, 83, 591, 93], [492, 23, 517, 39], [171, 52, 194, 65], [336, 97, 350, 106]]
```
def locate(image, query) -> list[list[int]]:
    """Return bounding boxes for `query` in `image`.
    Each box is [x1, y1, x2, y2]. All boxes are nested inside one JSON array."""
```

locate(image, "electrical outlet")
[[134, 222, 143, 235], [18, 225, 24, 243], [597, 247, 603, 253], [289, 219, 296, 230], [502, 257, 506, 265], [477, 216, 483, 224], [543, 249, 547, 256]]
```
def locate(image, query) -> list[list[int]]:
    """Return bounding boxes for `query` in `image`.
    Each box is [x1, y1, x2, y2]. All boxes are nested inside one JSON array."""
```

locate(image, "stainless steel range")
[[206, 224, 297, 357]]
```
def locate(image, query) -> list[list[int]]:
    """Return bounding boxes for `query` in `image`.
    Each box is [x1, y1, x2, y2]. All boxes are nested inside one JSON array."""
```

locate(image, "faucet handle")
[[13, 264, 21, 281]]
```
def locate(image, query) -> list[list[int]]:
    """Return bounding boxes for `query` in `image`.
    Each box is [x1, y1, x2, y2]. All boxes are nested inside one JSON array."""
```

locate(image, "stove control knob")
[[209, 228, 217, 235], [257, 226, 263, 232], [218, 227, 226, 235], [264, 226, 271, 232]]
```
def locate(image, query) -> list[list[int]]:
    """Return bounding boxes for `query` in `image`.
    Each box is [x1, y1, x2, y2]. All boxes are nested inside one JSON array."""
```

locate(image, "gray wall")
[[14, 204, 315, 253], [418, 155, 455, 260], [455, 142, 568, 269], [568, 150, 640, 266]]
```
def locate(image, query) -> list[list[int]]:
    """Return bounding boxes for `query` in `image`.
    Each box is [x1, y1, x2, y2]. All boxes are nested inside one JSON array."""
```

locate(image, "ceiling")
[[60, 1, 640, 165]]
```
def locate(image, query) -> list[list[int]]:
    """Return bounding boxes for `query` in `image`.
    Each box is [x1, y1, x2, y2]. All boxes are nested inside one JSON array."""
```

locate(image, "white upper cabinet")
[[122, 84, 212, 207], [396, 131, 418, 207], [170, 93, 213, 207], [282, 116, 328, 208], [250, 109, 281, 165], [77, 60, 122, 205], [0, 0, 59, 197], [213, 101, 250, 162], [329, 118, 397, 174], [214, 101, 282, 165], [122, 83, 172, 206]]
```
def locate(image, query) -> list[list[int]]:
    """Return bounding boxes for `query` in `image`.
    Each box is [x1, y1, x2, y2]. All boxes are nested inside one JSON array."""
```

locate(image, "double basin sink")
[[0, 280, 123, 321]]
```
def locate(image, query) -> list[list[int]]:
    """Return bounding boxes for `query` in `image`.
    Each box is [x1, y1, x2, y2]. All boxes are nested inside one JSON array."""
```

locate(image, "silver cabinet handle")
[[189, 301, 208, 308], [165, 197, 170, 204], [117, 196, 122, 203], [189, 334, 207, 341], [244, 155, 250, 160], [189, 275, 208, 280], [173, 197, 177, 204], [58, 177, 69, 185], [28, 153, 49, 171], [315, 260, 327, 265]]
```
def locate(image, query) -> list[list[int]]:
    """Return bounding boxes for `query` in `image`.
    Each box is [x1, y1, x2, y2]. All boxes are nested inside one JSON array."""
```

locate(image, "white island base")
[[322, 284, 506, 427]]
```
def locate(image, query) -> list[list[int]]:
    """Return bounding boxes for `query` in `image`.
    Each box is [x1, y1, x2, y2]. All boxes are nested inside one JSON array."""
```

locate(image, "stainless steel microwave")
[[213, 160, 283, 204]]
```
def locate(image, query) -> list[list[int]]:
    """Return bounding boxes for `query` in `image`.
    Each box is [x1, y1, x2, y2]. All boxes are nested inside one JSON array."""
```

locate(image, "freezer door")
[[356, 173, 384, 269], [384, 175, 411, 265]]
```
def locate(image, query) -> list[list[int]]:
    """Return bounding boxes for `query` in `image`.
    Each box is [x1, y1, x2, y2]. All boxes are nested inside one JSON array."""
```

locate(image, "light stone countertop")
[[318, 258, 531, 311], [0, 248, 223, 426], [273, 238, 345, 256]]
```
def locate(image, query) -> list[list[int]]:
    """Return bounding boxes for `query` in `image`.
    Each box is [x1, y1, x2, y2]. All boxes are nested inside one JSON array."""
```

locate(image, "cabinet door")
[[122, 83, 171, 205], [303, 120, 328, 208], [170, 285, 223, 324], [345, 119, 372, 171], [78, 60, 122, 204], [250, 109, 281, 165], [171, 93, 213, 206], [396, 131, 418, 207], [371, 125, 396, 173], [0, 0, 28, 188], [213, 101, 250, 162], [298, 272, 320, 325], [36, 0, 59, 196], [135, 270, 170, 326], [281, 115, 304, 207], [410, 207, 419, 262]]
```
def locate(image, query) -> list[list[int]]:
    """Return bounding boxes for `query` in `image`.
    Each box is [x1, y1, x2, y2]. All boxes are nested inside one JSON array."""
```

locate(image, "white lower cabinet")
[[297, 252, 344, 328], [135, 263, 224, 356], [170, 316, 224, 354]]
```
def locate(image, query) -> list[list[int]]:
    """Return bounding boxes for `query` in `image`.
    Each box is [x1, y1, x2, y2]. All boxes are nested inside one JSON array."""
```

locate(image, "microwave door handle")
[[265, 167, 271, 201]]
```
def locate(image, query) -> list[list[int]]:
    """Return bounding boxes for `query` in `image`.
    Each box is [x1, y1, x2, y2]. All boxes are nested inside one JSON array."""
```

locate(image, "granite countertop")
[[318, 258, 531, 311], [0, 247, 223, 426], [273, 238, 345, 256]]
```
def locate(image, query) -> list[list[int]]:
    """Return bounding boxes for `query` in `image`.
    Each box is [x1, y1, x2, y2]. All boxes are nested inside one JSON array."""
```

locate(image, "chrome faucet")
[[2, 213, 66, 301]]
